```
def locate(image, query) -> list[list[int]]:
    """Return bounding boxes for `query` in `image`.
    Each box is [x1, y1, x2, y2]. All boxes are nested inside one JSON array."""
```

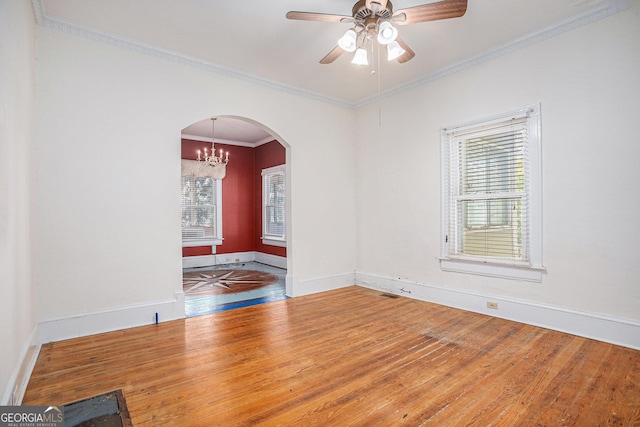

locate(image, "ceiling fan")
[[286, 0, 467, 65]]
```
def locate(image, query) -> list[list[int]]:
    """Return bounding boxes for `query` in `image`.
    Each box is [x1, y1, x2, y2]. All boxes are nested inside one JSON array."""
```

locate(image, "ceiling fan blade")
[[320, 46, 346, 64], [286, 11, 354, 23], [393, 0, 467, 25], [394, 37, 415, 63]]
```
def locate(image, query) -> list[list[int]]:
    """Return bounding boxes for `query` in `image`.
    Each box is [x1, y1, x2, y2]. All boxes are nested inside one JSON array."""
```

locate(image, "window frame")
[[181, 176, 223, 248], [440, 104, 544, 281], [261, 164, 286, 247]]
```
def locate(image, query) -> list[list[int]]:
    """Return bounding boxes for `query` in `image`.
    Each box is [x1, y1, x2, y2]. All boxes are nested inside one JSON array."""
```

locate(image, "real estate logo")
[[0, 406, 63, 427]]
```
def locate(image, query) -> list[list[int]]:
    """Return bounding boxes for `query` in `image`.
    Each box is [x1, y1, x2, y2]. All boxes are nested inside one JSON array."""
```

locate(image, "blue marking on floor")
[[187, 294, 290, 316]]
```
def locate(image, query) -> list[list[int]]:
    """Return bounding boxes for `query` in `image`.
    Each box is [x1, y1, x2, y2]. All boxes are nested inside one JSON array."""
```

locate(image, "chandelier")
[[196, 118, 229, 168], [338, 20, 405, 65]]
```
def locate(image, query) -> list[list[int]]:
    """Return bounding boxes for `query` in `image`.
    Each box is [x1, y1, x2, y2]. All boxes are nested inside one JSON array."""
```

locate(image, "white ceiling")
[[37, 0, 631, 142]]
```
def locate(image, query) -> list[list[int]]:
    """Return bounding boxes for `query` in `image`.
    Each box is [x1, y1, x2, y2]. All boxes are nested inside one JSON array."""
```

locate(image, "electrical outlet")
[[486, 302, 498, 310]]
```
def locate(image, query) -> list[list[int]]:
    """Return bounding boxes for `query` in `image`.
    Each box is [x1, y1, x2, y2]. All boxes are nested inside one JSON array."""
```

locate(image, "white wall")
[[355, 6, 640, 325], [0, 0, 38, 404], [34, 26, 357, 327]]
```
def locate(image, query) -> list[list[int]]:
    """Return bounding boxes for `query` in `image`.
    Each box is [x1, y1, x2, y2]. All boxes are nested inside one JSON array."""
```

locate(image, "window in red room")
[[261, 165, 285, 247]]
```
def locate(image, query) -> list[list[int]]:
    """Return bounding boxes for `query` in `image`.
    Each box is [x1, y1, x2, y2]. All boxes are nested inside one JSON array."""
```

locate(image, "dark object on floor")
[[63, 389, 132, 427], [379, 293, 400, 298]]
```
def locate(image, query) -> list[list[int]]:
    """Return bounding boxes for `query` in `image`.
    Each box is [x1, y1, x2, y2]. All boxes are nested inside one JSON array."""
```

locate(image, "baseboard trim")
[[289, 272, 356, 297], [182, 252, 254, 268], [183, 251, 287, 269], [182, 255, 217, 269], [2, 323, 41, 405], [212, 251, 256, 265], [356, 272, 640, 350], [254, 252, 287, 269], [40, 291, 185, 343]]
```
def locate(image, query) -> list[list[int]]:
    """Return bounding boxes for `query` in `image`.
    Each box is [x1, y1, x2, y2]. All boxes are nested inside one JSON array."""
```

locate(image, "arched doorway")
[[180, 116, 288, 316]]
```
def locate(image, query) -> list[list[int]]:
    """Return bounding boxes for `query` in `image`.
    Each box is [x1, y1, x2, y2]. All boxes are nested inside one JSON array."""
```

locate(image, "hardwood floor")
[[24, 286, 640, 426]]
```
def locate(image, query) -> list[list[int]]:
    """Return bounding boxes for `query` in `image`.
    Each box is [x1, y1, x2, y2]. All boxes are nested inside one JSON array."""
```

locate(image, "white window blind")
[[441, 105, 543, 281], [181, 175, 217, 239], [448, 117, 528, 260], [262, 165, 285, 242]]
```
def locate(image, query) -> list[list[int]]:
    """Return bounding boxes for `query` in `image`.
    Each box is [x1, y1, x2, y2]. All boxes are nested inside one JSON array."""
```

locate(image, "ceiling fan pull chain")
[[370, 40, 376, 75], [378, 43, 382, 128]]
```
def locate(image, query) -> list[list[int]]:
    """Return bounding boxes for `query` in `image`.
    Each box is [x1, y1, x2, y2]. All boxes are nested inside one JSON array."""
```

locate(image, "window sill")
[[182, 238, 222, 247], [261, 237, 286, 247], [440, 257, 544, 282]]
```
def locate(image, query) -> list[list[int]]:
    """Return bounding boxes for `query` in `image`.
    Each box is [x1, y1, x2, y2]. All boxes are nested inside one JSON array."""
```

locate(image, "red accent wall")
[[217, 143, 255, 254], [255, 141, 287, 257], [181, 138, 286, 259], [183, 246, 211, 257]]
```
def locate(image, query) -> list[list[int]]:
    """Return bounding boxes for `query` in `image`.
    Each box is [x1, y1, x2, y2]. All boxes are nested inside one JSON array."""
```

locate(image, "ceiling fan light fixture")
[[287, 0, 468, 65], [338, 29, 358, 52], [387, 40, 406, 61], [352, 47, 369, 65], [376, 21, 398, 45]]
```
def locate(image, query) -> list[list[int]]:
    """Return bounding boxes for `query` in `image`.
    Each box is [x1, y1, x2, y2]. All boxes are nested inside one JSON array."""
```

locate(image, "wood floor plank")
[[23, 286, 640, 426], [606, 349, 640, 425], [517, 337, 606, 425]]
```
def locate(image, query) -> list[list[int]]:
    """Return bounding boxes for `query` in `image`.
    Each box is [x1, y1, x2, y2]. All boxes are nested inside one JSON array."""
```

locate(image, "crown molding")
[[31, 0, 353, 110], [253, 136, 280, 147], [180, 134, 275, 148], [355, 0, 634, 108], [33, 0, 633, 110]]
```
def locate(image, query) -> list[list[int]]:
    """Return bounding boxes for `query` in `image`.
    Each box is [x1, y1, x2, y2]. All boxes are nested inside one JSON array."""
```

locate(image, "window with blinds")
[[262, 165, 286, 243], [181, 175, 217, 240], [441, 105, 543, 281]]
